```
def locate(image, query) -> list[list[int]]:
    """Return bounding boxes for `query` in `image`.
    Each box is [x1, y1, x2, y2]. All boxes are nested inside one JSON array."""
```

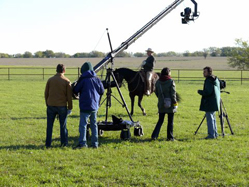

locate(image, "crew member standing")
[[151, 67, 178, 141], [44, 64, 73, 148], [73, 62, 104, 149], [142, 48, 156, 95], [198, 66, 220, 139]]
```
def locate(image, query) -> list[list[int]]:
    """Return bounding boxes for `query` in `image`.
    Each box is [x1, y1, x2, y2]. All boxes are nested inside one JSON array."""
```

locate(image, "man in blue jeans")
[[45, 64, 73, 148], [198, 66, 220, 139], [73, 62, 104, 149]]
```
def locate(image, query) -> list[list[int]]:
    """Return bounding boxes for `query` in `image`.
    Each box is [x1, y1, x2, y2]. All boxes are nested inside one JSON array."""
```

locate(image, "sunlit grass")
[[0, 76, 248, 186]]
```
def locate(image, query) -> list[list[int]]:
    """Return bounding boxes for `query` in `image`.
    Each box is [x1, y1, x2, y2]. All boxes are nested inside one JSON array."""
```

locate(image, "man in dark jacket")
[[44, 64, 72, 148], [73, 62, 104, 148], [198, 66, 220, 139], [142, 48, 156, 96]]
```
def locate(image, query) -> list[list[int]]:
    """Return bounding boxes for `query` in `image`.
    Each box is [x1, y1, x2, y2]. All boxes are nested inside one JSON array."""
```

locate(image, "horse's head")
[[113, 69, 124, 86]]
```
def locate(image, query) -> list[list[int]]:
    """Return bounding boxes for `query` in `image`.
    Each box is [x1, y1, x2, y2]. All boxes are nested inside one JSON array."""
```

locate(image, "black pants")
[[151, 113, 174, 140]]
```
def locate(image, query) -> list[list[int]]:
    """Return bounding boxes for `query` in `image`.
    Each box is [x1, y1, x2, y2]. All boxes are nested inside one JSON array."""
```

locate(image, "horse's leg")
[[129, 93, 135, 116], [138, 94, 146, 116]]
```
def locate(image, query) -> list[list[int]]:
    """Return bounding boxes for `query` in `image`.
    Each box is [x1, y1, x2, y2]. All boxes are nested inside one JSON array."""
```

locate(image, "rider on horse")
[[141, 48, 156, 96]]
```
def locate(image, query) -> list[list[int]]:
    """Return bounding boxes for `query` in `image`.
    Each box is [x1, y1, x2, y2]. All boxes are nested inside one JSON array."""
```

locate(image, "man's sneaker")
[[61, 143, 68, 147], [73, 144, 88, 149], [166, 138, 175, 141]]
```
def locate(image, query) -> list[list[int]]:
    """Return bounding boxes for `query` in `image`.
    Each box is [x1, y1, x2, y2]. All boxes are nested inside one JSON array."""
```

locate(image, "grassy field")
[[0, 66, 249, 186], [0, 56, 234, 70]]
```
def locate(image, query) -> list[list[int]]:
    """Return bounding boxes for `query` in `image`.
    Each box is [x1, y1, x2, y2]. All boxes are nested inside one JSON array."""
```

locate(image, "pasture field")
[[0, 68, 249, 186], [0, 56, 234, 70]]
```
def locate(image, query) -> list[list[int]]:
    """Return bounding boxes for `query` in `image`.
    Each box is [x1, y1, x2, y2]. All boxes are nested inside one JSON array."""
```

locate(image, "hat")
[[81, 62, 93, 74], [145, 48, 154, 53]]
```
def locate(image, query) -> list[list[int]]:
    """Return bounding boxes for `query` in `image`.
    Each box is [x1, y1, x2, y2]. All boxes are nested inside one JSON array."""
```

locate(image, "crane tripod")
[[194, 91, 234, 137], [94, 29, 143, 140]]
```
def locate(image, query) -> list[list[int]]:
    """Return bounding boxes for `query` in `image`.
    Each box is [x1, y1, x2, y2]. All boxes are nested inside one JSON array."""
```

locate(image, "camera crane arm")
[[94, 0, 199, 73]]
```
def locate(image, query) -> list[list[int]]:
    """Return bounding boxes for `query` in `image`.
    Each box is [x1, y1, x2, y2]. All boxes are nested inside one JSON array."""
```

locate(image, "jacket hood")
[[81, 70, 96, 78], [81, 62, 93, 74], [207, 75, 218, 85]]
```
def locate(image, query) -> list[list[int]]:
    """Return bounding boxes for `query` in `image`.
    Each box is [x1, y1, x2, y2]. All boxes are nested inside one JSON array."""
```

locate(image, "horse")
[[113, 68, 159, 116]]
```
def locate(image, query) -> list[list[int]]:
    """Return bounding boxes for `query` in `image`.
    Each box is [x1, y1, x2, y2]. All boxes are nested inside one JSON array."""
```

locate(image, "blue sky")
[[0, 0, 248, 55]]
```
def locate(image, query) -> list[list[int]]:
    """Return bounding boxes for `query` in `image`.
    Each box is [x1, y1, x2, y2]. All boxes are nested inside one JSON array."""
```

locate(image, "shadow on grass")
[[0, 133, 193, 151], [0, 115, 80, 121], [0, 144, 45, 150], [0, 117, 47, 120]]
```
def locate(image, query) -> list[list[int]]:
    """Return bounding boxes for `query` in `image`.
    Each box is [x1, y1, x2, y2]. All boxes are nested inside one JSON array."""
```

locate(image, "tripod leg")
[[221, 100, 234, 135], [225, 114, 234, 135], [110, 71, 134, 122], [194, 115, 206, 135], [219, 100, 225, 137]]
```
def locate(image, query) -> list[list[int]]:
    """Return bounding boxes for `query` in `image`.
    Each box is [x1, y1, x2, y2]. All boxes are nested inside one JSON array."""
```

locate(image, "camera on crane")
[[180, 0, 199, 24], [181, 7, 192, 24]]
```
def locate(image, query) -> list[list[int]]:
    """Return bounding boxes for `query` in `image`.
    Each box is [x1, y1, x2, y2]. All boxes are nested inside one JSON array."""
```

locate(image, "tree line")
[[0, 47, 238, 59], [1, 38, 248, 70]]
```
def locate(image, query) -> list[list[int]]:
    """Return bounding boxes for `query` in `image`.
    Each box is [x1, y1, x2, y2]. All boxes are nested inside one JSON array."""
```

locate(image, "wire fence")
[[0, 67, 249, 84]]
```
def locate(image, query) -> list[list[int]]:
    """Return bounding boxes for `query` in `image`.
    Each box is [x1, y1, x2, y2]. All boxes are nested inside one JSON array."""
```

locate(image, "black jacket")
[[198, 76, 220, 112], [143, 55, 155, 71]]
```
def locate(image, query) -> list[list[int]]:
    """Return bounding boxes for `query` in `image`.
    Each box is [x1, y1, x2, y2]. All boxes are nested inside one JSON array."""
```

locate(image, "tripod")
[[99, 28, 133, 123], [194, 93, 234, 137], [100, 67, 133, 122]]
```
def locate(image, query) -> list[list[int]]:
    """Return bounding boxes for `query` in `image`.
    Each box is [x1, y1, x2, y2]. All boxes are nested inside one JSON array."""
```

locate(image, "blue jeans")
[[79, 111, 98, 147], [206, 112, 218, 138], [151, 113, 174, 140], [46, 106, 68, 147]]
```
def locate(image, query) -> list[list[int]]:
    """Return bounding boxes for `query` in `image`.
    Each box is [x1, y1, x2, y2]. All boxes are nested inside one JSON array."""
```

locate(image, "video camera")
[[180, 0, 199, 24], [219, 80, 226, 90]]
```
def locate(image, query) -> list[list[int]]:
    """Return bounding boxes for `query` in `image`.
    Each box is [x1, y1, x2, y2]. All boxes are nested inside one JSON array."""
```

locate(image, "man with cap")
[[44, 64, 72, 148], [142, 48, 156, 95], [73, 62, 104, 149]]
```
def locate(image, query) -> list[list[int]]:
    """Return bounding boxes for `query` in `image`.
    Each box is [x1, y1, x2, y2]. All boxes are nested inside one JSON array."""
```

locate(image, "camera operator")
[[198, 66, 220, 139]]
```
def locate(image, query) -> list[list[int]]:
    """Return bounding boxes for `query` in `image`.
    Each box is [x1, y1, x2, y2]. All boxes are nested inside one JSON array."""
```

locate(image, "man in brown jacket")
[[44, 64, 73, 148]]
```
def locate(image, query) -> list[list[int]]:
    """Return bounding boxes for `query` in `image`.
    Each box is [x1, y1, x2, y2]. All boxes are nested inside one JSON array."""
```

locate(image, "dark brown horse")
[[113, 68, 159, 116]]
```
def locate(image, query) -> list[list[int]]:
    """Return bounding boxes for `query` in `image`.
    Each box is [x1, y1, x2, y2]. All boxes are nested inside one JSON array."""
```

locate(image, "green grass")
[[0, 74, 249, 186]]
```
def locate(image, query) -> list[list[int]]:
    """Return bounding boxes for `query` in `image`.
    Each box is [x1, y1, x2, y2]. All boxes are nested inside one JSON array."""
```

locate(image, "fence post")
[[178, 70, 180, 83], [43, 68, 45, 80], [8, 68, 10, 80], [241, 70, 243, 85]]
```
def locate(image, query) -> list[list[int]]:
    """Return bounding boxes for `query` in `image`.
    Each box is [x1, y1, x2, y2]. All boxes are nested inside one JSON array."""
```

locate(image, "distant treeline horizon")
[[0, 46, 237, 58]]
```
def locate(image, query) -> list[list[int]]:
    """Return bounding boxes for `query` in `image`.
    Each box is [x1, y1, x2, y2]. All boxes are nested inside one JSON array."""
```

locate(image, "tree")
[[228, 39, 249, 70], [73, 52, 89, 58], [14, 53, 23, 58], [34, 51, 44, 58], [220, 47, 237, 57], [191, 51, 204, 57], [43, 50, 55, 58], [209, 47, 221, 57], [54, 52, 70, 58], [116, 51, 131, 57], [183, 50, 191, 57], [134, 52, 146, 57], [89, 51, 105, 58], [203, 48, 209, 59], [0, 53, 10, 58], [23, 51, 33, 58]]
